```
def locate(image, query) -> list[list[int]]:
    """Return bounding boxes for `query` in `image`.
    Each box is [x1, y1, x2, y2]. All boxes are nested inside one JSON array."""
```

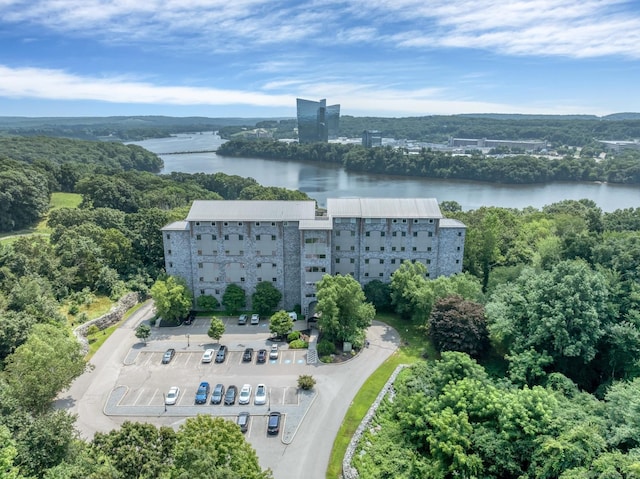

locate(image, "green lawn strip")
[[326, 313, 432, 479], [84, 301, 148, 360]]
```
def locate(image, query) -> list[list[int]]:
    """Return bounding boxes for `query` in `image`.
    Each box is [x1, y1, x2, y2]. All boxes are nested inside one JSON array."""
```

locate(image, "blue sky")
[[1, 0, 639, 118]]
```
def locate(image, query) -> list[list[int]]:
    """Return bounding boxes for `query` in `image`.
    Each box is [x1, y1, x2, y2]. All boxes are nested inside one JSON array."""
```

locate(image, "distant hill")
[[601, 112, 640, 120], [457, 113, 601, 120]]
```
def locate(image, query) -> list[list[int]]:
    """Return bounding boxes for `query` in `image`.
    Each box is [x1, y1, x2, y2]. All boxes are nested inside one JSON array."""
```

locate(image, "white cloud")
[[0, 64, 604, 116], [2, 0, 640, 58]]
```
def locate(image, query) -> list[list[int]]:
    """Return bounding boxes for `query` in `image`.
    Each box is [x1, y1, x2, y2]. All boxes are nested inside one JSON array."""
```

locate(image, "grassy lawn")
[[85, 301, 147, 360], [325, 312, 435, 479], [65, 295, 114, 327], [0, 192, 82, 243]]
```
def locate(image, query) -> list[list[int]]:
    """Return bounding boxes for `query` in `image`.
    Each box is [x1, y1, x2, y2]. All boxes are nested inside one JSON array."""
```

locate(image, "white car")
[[165, 386, 180, 405], [238, 384, 252, 405], [254, 384, 267, 405], [250, 313, 260, 325], [201, 348, 215, 363], [269, 344, 279, 359]]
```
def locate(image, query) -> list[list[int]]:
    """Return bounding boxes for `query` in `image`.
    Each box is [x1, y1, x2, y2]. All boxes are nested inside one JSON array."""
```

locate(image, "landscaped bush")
[[289, 339, 308, 349], [297, 374, 316, 390], [287, 331, 301, 342], [317, 339, 336, 356]]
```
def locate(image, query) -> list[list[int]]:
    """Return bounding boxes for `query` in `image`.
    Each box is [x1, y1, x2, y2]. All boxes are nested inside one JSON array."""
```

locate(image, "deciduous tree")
[[251, 282, 282, 317], [269, 310, 293, 339], [207, 317, 225, 342], [221, 284, 246, 315], [150, 276, 192, 323]]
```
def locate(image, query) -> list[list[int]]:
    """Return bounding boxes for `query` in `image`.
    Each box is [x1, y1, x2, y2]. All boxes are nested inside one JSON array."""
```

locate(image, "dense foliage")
[[217, 138, 640, 184]]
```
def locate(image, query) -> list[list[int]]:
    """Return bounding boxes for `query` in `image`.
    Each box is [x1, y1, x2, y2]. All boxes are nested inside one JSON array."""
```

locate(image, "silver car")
[[254, 384, 267, 405], [165, 386, 180, 405], [238, 384, 252, 405]]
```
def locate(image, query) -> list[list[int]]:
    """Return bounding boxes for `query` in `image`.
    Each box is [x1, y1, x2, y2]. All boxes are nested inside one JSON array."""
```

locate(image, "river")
[[129, 132, 640, 212]]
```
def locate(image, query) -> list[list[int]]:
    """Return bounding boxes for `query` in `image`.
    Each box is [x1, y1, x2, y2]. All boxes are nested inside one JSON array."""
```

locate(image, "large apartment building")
[[162, 198, 466, 317]]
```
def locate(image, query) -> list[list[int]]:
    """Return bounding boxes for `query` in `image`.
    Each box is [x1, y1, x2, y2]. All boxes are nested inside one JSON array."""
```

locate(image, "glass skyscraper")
[[296, 98, 340, 143]]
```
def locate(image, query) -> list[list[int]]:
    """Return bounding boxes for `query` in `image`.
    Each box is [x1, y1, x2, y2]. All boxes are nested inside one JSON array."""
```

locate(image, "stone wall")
[[341, 364, 408, 479], [74, 292, 140, 353]]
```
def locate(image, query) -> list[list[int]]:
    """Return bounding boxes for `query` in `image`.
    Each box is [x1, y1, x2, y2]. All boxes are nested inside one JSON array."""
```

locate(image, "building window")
[[380, 247, 385, 251], [364, 272, 369, 277], [401, 246, 405, 251], [196, 234, 201, 240], [456, 259, 460, 264], [413, 219, 419, 224], [380, 259, 384, 264], [197, 250, 202, 255], [365, 231, 370, 237], [211, 222, 216, 226], [351, 231, 355, 236], [257, 263, 261, 268], [215, 289, 220, 295], [195, 221, 200, 226], [335, 258, 340, 263], [379, 272, 384, 277], [167, 249, 172, 255], [283, 221, 289, 226], [256, 235, 261, 240], [402, 219, 407, 223], [272, 277, 277, 282], [200, 289, 205, 295], [392, 246, 396, 251], [426, 259, 431, 264], [271, 235, 276, 240], [168, 261, 173, 267], [240, 277, 245, 282], [212, 234, 217, 240], [350, 258, 355, 264], [199, 277, 204, 281], [392, 219, 397, 223], [458, 232, 462, 236], [305, 238, 318, 244], [336, 246, 340, 251], [239, 234, 244, 240], [380, 231, 385, 237], [365, 246, 370, 251], [391, 259, 396, 264], [272, 263, 276, 268], [428, 247, 432, 252], [457, 246, 461, 251], [238, 222, 243, 226], [428, 232, 433, 237], [429, 219, 434, 224], [365, 259, 369, 264], [224, 234, 229, 240], [350, 246, 355, 251], [412, 247, 417, 251], [271, 222, 276, 226], [198, 263, 203, 268], [224, 222, 228, 226], [255, 222, 260, 226], [413, 232, 418, 237], [257, 277, 262, 282], [402, 231, 406, 237], [166, 234, 170, 239]]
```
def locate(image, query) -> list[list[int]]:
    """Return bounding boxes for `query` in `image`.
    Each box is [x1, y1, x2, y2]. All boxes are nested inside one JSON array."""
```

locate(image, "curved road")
[[56, 302, 400, 479]]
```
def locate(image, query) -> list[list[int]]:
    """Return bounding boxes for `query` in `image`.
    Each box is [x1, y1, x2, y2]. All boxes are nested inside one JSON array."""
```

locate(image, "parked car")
[[201, 349, 215, 363], [210, 383, 225, 404], [267, 412, 282, 435], [250, 313, 260, 325], [162, 348, 176, 364], [257, 349, 267, 363], [237, 412, 250, 433], [195, 382, 210, 404], [288, 311, 298, 321], [254, 383, 267, 405], [269, 343, 279, 359], [215, 345, 227, 363], [224, 385, 238, 405], [238, 314, 247, 325], [165, 386, 180, 405], [242, 347, 254, 362], [238, 384, 252, 405]]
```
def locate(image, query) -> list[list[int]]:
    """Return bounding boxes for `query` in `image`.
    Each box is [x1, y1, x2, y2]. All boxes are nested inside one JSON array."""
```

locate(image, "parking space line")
[[147, 388, 160, 406], [132, 388, 146, 406]]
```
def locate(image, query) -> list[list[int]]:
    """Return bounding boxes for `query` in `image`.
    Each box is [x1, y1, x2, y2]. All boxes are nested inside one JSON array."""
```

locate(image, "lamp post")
[[162, 393, 167, 412], [186, 334, 190, 348]]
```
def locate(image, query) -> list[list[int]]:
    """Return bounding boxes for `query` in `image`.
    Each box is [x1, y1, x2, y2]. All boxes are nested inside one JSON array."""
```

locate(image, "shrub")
[[287, 331, 301, 342], [317, 339, 335, 356], [87, 324, 100, 336], [289, 339, 308, 349], [68, 304, 79, 316], [297, 374, 316, 390]]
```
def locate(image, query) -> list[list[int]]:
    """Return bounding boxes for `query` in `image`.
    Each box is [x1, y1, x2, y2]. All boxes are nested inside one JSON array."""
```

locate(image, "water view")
[[130, 133, 640, 212]]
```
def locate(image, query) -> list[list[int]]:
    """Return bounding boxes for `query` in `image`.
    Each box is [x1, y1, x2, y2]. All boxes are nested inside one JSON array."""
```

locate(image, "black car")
[[242, 347, 254, 362], [267, 412, 282, 435], [210, 383, 225, 404], [215, 345, 227, 363], [257, 349, 267, 363], [162, 348, 176, 364], [237, 412, 250, 433], [224, 385, 238, 405]]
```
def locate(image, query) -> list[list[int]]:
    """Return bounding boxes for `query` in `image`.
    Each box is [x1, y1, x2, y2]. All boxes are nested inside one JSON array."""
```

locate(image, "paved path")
[[55, 306, 400, 479]]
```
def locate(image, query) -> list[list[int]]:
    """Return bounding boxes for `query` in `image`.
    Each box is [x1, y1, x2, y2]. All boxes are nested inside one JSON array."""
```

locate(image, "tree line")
[[217, 138, 640, 184]]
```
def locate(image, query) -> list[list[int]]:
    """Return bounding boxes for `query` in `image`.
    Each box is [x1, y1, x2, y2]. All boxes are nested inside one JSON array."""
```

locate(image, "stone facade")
[[162, 199, 466, 316]]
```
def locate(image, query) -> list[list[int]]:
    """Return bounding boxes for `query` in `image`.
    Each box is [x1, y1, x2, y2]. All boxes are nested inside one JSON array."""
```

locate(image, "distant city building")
[[162, 198, 465, 317], [296, 98, 340, 143], [448, 137, 547, 151], [362, 130, 382, 148], [598, 140, 640, 153]]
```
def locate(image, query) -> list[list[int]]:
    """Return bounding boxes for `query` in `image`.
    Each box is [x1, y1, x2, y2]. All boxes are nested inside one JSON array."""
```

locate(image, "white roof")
[[439, 218, 466, 228], [327, 198, 442, 219], [186, 200, 316, 222], [161, 220, 189, 231], [299, 218, 333, 230]]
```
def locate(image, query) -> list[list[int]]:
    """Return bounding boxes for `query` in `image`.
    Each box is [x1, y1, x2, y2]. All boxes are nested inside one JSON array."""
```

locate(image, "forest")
[[1, 133, 640, 477], [217, 138, 640, 184]]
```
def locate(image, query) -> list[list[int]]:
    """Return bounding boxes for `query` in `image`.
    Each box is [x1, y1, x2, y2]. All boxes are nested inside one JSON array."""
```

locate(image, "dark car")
[[195, 382, 210, 404], [242, 347, 254, 362], [267, 412, 282, 435], [224, 385, 238, 405], [257, 349, 267, 363], [215, 345, 227, 363], [210, 383, 225, 404], [162, 348, 176, 364], [237, 412, 250, 433]]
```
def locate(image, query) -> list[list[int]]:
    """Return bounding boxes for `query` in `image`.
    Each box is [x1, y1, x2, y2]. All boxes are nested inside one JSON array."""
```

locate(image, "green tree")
[[0, 167, 50, 232], [221, 284, 246, 315], [3, 324, 87, 414], [389, 260, 430, 320], [171, 415, 271, 479], [251, 282, 282, 317], [150, 276, 193, 323], [269, 310, 293, 339], [363, 280, 392, 312], [135, 324, 151, 344], [0, 425, 22, 479], [196, 294, 219, 311], [315, 274, 375, 345], [91, 421, 176, 479], [207, 317, 225, 342]]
